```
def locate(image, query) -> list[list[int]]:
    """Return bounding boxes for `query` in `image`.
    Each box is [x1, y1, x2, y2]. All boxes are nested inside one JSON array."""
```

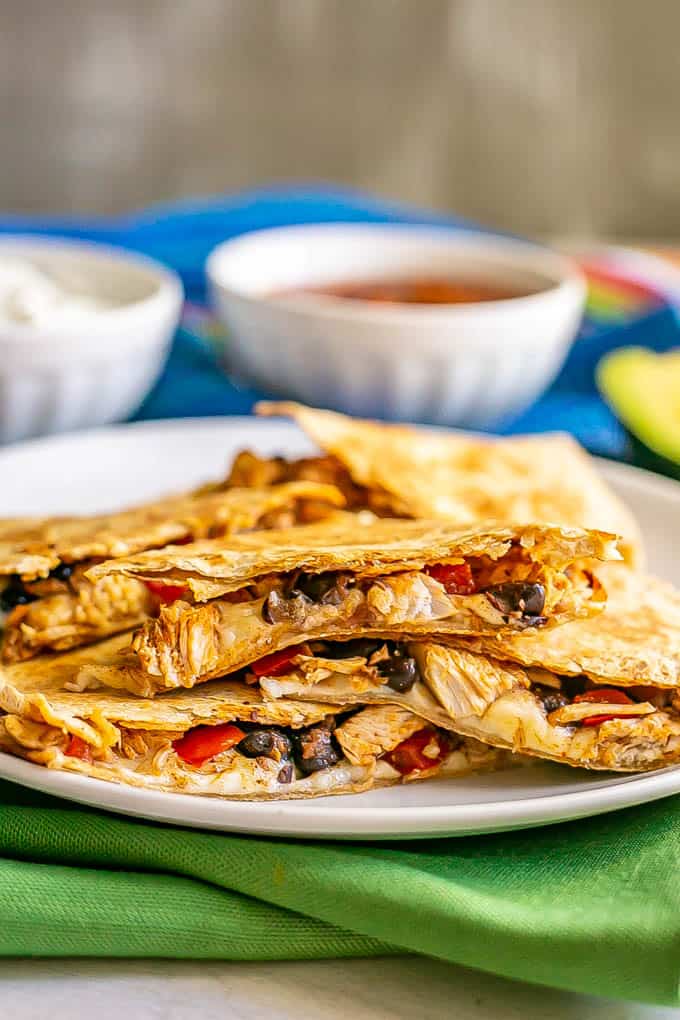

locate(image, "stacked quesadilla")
[[0, 635, 512, 798], [0, 481, 343, 662], [0, 517, 620, 796], [2, 400, 680, 802]]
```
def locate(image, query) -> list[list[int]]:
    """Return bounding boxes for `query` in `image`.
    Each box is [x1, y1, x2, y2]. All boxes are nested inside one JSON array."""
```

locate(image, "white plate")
[[2, 417, 680, 840]]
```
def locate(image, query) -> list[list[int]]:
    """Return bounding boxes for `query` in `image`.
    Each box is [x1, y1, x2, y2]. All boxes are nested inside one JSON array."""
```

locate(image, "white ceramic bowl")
[[207, 224, 586, 427], [0, 237, 183, 443]]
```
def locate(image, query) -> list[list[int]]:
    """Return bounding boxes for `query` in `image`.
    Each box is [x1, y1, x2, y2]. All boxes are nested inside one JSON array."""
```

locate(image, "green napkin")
[[3, 778, 680, 1006]]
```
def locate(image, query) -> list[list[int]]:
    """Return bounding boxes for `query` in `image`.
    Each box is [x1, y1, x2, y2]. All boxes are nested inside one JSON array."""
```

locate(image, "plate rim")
[[2, 747, 680, 839]]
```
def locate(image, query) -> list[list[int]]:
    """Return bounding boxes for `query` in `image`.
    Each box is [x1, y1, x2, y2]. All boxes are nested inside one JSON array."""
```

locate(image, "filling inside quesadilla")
[[1, 566, 155, 663], [250, 637, 680, 773], [81, 518, 618, 694], [0, 637, 507, 799], [225, 450, 391, 515], [413, 643, 680, 772], [0, 481, 344, 662]]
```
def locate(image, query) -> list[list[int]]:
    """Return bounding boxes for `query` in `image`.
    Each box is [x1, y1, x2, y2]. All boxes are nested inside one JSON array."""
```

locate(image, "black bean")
[[237, 729, 292, 760], [378, 650, 420, 692], [562, 675, 588, 699], [49, 563, 73, 582], [520, 615, 548, 629], [321, 638, 386, 661], [292, 723, 341, 774], [0, 578, 37, 611], [484, 582, 546, 618], [536, 687, 569, 713], [262, 589, 312, 625], [277, 762, 294, 784], [291, 572, 338, 603]]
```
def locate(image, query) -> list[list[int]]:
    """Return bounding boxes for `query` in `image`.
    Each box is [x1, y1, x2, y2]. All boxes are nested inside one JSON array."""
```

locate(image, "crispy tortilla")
[[0, 636, 338, 747], [1, 482, 344, 663], [81, 519, 619, 695], [257, 401, 643, 566], [459, 564, 680, 690], [0, 481, 345, 579], [87, 517, 619, 596], [0, 636, 508, 800]]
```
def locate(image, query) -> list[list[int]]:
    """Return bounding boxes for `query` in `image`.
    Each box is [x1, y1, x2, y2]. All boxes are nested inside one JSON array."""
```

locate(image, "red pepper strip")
[[574, 688, 634, 726], [64, 735, 93, 762], [250, 644, 308, 678], [384, 728, 448, 776], [424, 563, 476, 595], [144, 579, 188, 604], [173, 723, 246, 766]]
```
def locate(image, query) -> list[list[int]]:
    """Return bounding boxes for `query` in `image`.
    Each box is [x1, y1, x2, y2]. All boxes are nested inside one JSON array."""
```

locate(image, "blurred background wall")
[[1, 0, 678, 240]]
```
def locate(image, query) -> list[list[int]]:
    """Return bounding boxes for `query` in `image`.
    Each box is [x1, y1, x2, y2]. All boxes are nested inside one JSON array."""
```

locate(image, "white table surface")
[[3, 957, 679, 1020]]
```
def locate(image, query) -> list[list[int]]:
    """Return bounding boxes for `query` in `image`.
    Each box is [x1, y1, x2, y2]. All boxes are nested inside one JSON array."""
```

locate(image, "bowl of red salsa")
[[207, 224, 585, 427]]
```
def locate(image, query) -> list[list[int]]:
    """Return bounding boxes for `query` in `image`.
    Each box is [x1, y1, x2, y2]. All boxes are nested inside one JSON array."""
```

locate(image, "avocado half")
[[597, 346, 680, 480]]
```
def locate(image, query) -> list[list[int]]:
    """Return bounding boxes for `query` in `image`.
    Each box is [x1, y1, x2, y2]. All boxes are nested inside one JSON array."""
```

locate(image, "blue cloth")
[[2, 185, 678, 459]]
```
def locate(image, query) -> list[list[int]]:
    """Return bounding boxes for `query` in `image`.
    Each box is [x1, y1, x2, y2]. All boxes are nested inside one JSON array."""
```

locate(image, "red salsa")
[[277, 277, 532, 305]]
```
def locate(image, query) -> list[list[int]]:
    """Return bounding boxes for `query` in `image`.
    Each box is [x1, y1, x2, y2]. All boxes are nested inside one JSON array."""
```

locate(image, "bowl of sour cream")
[[0, 236, 183, 443]]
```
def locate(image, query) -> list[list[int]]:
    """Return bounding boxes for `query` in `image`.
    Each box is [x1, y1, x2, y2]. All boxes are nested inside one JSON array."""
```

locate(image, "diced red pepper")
[[64, 735, 93, 762], [628, 684, 661, 702], [144, 579, 188, 604], [574, 688, 634, 726], [424, 562, 476, 595], [250, 644, 308, 678], [173, 723, 246, 766], [383, 728, 448, 776]]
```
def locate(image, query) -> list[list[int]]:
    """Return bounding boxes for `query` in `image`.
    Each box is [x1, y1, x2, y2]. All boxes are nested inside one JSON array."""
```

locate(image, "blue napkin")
[[2, 185, 678, 459]]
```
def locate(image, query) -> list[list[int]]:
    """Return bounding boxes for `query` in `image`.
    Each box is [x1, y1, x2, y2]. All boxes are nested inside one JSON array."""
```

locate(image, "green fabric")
[[3, 779, 680, 1006]]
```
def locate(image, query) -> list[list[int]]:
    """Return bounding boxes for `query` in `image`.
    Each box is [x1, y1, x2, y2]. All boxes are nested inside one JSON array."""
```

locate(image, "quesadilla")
[[82, 517, 620, 695], [0, 481, 343, 662], [459, 564, 680, 690], [0, 636, 509, 799], [252, 401, 643, 566], [246, 636, 680, 773], [412, 642, 680, 772]]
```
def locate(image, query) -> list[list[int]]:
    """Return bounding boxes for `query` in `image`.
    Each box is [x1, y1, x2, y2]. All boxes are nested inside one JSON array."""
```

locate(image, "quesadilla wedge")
[[0, 636, 509, 799], [0, 481, 343, 663], [412, 642, 680, 772], [244, 636, 680, 773], [459, 564, 680, 690], [82, 518, 620, 695], [253, 401, 643, 566]]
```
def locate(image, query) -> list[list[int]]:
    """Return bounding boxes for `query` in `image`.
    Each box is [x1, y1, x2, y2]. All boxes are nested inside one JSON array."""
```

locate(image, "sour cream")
[[0, 255, 122, 326]]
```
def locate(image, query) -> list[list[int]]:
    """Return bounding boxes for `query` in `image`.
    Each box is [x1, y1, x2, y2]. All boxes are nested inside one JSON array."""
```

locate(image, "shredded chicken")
[[2, 572, 153, 662], [335, 705, 424, 765], [125, 563, 596, 694]]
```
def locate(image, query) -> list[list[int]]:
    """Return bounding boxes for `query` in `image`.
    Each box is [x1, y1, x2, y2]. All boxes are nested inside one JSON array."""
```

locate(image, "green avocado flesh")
[[597, 347, 680, 472]]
